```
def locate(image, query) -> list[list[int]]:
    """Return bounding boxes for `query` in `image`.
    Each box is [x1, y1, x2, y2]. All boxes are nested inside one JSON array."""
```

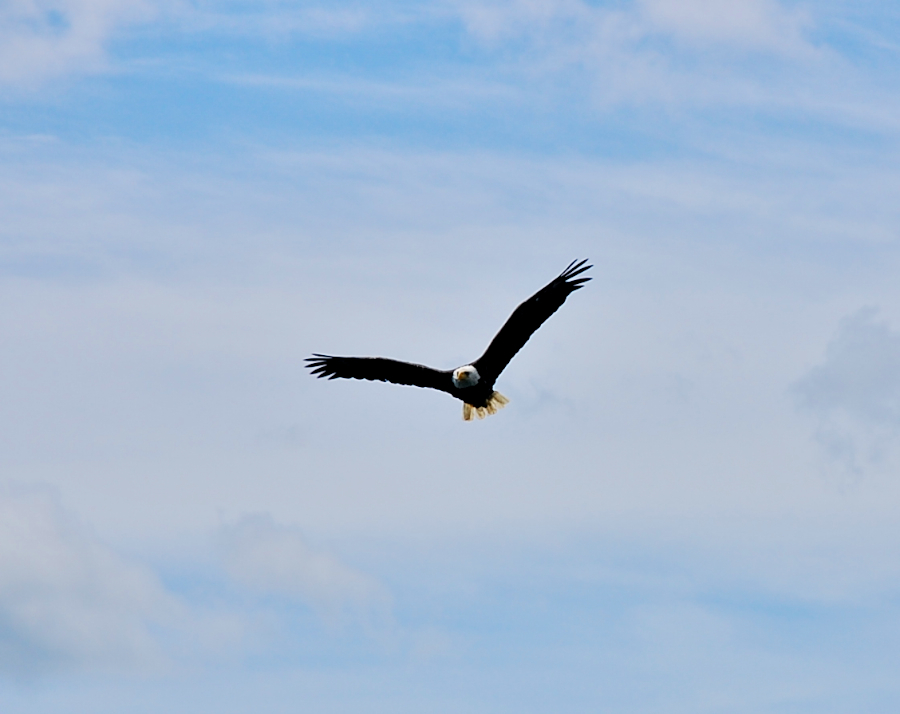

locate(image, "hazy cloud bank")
[[0, 487, 178, 677], [0, 487, 389, 679]]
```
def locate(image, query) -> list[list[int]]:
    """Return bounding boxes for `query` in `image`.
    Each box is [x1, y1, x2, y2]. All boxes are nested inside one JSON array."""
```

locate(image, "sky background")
[[3, 0, 900, 711]]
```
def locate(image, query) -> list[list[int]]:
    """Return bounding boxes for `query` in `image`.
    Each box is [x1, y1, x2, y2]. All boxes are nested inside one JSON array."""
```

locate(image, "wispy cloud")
[[638, 0, 813, 54], [172, 1, 375, 40], [218, 514, 390, 625], [458, 0, 814, 51], [454, 0, 823, 106], [219, 71, 522, 109], [3, 0, 896, 144]]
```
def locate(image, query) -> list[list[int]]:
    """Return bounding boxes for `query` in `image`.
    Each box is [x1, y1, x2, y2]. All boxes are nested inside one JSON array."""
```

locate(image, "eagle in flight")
[[306, 259, 591, 420]]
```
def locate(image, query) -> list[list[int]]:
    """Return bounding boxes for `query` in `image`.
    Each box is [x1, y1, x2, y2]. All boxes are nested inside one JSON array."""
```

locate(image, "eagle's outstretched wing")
[[472, 259, 591, 383], [305, 355, 453, 393]]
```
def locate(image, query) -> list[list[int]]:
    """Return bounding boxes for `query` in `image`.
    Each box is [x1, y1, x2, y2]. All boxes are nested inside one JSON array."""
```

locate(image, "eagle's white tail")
[[462, 392, 509, 421]]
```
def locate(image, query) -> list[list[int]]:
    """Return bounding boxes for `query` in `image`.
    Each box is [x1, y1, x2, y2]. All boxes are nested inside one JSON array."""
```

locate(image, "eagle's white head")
[[452, 365, 480, 389]]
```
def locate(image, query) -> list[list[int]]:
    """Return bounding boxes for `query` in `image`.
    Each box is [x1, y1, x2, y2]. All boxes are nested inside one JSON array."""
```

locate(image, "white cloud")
[[219, 515, 390, 622], [638, 0, 812, 54], [0, 0, 155, 85], [793, 308, 900, 478], [0, 486, 181, 677]]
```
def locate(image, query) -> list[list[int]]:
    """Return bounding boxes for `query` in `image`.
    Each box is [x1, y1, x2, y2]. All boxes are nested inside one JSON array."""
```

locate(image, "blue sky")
[[2, 1, 900, 711]]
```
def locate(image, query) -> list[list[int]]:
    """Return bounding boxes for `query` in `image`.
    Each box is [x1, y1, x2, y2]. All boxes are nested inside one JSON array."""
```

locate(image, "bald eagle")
[[306, 259, 591, 420]]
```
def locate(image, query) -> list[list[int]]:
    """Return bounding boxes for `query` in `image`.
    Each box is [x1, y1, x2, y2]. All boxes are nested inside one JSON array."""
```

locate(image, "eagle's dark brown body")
[[306, 260, 591, 419]]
